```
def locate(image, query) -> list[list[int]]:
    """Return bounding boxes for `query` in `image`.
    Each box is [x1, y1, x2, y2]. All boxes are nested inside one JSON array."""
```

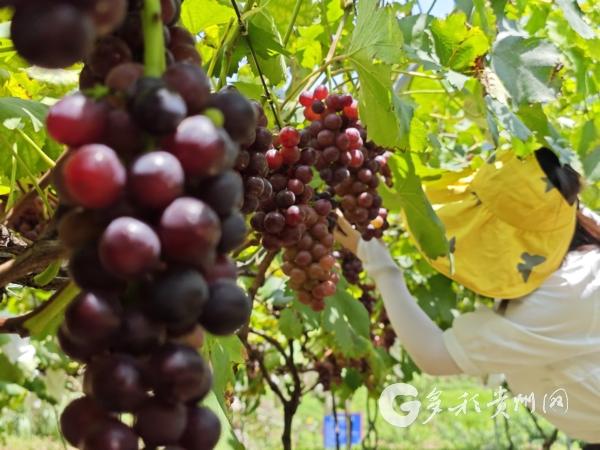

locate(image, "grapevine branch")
[[247, 249, 277, 302], [229, 0, 283, 128], [0, 240, 67, 289], [283, 0, 303, 47]]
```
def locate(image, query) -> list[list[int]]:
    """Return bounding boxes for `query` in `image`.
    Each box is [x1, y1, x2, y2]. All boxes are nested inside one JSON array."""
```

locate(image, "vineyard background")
[[0, 0, 598, 449]]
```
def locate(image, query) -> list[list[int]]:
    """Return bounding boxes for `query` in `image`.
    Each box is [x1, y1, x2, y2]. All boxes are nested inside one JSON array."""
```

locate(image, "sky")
[[413, 0, 456, 17]]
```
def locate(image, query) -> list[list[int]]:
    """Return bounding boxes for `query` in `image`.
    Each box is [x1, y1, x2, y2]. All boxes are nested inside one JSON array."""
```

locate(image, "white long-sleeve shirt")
[[357, 238, 600, 443]]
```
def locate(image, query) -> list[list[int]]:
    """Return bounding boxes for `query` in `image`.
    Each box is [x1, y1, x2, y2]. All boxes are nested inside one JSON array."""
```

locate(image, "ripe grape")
[[105, 62, 144, 92], [218, 212, 247, 253], [88, 0, 128, 35], [11, 3, 94, 68], [129, 151, 185, 210], [159, 197, 221, 267], [112, 309, 164, 355], [64, 291, 121, 345], [165, 115, 227, 177], [145, 268, 209, 328], [85, 354, 147, 412], [199, 280, 252, 335], [58, 325, 100, 363], [63, 144, 126, 209], [207, 90, 257, 145], [163, 63, 211, 114], [134, 397, 186, 446], [130, 77, 187, 135], [80, 420, 139, 450], [69, 244, 126, 293], [60, 397, 109, 447], [47, 93, 107, 147], [101, 108, 145, 157], [88, 36, 132, 79], [149, 343, 212, 403], [179, 407, 222, 450], [99, 216, 161, 278]]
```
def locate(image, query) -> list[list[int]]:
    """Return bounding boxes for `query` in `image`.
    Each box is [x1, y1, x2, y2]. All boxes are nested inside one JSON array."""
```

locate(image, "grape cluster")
[[235, 102, 274, 214], [314, 351, 370, 391], [5, 0, 194, 72], [339, 249, 363, 285], [299, 87, 390, 240], [79, 0, 200, 90], [250, 126, 338, 311], [44, 22, 256, 450]]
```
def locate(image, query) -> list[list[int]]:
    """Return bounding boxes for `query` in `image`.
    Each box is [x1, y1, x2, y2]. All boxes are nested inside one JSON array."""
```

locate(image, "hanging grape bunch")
[[250, 126, 339, 311], [3, 0, 258, 448], [235, 101, 274, 214], [299, 86, 391, 240]]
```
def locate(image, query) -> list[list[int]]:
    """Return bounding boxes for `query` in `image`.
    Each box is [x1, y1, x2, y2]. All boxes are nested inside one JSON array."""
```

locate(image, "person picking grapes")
[[334, 148, 600, 446]]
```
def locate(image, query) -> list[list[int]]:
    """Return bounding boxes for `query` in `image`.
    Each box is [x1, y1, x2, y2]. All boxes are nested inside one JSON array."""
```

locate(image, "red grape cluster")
[[235, 102, 274, 214], [314, 351, 370, 391], [299, 87, 390, 240], [250, 126, 339, 311], [46, 27, 256, 450]]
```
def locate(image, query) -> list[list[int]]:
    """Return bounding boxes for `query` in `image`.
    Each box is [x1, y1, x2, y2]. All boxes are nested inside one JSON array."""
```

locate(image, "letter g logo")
[[378, 383, 421, 428]]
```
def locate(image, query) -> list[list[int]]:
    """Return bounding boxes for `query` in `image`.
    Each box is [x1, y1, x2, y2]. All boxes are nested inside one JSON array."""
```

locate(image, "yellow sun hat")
[[409, 150, 577, 299]]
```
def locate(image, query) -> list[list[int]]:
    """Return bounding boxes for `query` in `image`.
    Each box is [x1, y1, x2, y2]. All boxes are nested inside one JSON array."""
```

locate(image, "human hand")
[[333, 211, 361, 255]]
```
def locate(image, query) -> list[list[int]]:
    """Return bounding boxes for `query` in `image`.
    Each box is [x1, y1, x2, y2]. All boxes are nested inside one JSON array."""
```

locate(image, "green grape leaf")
[[380, 153, 449, 260], [0, 354, 25, 384], [430, 12, 490, 72], [583, 147, 600, 183], [0, 97, 60, 180], [23, 282, 80, 339], [181, 0, 235, 35], [278, 307, 303, 339], [203, 334, 244, 410], [485, 96, 531, 142], [347, 0, 403, 65], [471, 0, 496, 39], [296, 25, 325, 69], [202, 391, 246, 450], [351, 60, 410, 149], [321, 281, 370, 358], [413, 274, 456, 326], [517, 103, 579, 167], [556, 0, 595, 40], [490, 33, 563, 104], [348, 0, 410, 149], [243, 11, 288, 85]]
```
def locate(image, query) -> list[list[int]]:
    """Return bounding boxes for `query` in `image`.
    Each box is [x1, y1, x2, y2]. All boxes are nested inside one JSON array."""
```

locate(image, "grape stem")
[[229, 0, 283, 129], [283, 0, 303, 47], [0, 240, 68, 291], [142, 0, 166, 77]]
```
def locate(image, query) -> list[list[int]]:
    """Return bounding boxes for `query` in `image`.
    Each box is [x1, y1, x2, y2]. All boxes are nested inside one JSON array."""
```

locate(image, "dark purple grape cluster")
[[235, 102, 274, 214], [43, 17, 257, 450], [339, 249, 363, 285], [79, 0, 200, 90], [299, 88, 391, 240], [5, 0, 197, 72]]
